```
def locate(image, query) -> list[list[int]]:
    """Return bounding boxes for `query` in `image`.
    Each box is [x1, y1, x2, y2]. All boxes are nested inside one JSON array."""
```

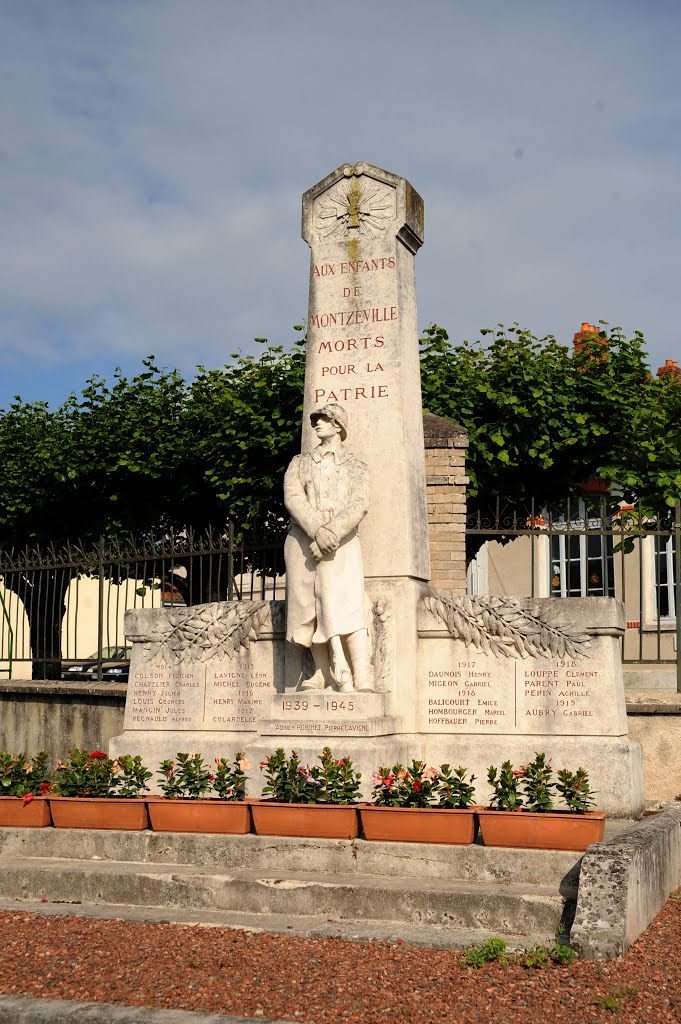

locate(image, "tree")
[[420, 322, 681, 511], [0, 341, 305, 676], [0, 323, 679, 677]]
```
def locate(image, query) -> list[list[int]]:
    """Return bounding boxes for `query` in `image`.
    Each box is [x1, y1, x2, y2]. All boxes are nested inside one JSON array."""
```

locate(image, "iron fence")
[[0, 499, 678, 689], [0, 526, 285, 681], [466, 496, 680, 691]]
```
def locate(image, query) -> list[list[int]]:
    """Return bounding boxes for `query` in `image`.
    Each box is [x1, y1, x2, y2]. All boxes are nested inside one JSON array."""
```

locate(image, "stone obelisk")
[[301, 162, 429, 584]]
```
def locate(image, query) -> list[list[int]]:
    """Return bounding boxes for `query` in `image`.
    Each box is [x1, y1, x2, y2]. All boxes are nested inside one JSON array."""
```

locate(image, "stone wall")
[[0, 682, 125, 762], [423, 412, 469, 595]]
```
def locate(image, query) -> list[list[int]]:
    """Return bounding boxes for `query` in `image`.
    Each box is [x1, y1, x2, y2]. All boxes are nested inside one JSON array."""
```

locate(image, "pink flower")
[[259, 761, 267, 770], [425, 767, 438, 780], [23, 763, 32, 774], [237, 758, 252, 772], [371, 772, 383, 786], [56, 761, 64, 771], [22, 793, 34, 805]]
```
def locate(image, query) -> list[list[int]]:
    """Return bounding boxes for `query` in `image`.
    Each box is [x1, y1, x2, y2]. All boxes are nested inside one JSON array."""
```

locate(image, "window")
[[550, 500, 615, 598], [654, 534, 677, 620]]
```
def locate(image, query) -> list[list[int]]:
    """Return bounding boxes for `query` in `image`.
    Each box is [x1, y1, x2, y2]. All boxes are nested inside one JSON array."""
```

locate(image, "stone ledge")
[[626, 691, 681, 715], [570, 807, 681, 959], [0, 680, 127, 698]]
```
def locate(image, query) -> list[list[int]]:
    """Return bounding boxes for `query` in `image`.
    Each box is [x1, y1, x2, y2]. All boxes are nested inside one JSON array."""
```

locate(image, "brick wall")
[[423, 412, 469, 595]]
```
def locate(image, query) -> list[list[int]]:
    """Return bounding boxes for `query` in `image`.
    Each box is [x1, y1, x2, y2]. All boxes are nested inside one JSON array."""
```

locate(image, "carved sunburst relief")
[[314, 174, 395, 239]]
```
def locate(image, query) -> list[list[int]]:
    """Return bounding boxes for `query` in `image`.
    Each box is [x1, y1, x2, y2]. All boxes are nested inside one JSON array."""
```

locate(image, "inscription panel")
[[123, 645, 279, 732], [418, 637, 624, 735]]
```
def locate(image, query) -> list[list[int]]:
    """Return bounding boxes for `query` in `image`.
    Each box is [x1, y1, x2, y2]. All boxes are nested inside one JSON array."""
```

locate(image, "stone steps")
[[0, 855, 573, 939], [0, 827, 587, 948]]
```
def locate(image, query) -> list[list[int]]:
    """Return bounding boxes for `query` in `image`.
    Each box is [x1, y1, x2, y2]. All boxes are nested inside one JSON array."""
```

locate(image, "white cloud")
[[0, 0, 679, 405]]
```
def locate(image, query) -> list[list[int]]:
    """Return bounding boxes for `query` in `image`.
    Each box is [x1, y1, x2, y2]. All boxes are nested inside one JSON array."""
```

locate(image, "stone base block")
[[391, 733, 644, 818], [109, 730, 255, 794]]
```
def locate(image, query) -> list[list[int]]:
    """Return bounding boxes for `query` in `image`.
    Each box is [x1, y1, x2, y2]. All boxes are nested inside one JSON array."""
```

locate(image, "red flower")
[[90, 750, 107, 760], [259, 761, 267, 769], [39, 782, 52, 793], [412, 780, 422, 792], [22, 793, 34, 805]]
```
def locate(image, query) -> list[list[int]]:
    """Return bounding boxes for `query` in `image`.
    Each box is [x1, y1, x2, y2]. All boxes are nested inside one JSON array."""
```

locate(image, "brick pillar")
[[423, 412, 469, 595]]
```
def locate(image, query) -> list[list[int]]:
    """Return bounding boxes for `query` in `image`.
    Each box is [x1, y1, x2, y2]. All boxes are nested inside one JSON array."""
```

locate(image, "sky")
[[0, 0, 679, 410]]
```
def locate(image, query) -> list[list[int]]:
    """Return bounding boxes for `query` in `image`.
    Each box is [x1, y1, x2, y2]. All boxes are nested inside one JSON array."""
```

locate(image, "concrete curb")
[[571, 806, 681, 960], [0, 995, 288, 1024]]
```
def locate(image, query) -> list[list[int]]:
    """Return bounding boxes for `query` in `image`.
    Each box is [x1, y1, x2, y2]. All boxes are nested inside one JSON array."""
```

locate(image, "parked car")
[[61, 646, 131, 683]]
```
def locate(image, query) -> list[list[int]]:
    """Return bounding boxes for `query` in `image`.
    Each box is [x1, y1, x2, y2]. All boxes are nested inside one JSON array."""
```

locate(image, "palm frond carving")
[[141, 601, 270, 664], [421, 589, 591, 660]]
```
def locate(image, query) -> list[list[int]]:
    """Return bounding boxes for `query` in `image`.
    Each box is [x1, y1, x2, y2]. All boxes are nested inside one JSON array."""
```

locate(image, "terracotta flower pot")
[[477, 809, 606, 851], [249, 800, 358, 839], [49, 796, 149, 831], [359, 805, 477, 845], [146, 798, 251, 835], [0, 796, 52, 828]]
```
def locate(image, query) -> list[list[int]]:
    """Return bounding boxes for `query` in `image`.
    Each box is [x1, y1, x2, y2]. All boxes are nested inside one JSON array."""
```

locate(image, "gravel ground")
[[0, 896, 680, 1024]]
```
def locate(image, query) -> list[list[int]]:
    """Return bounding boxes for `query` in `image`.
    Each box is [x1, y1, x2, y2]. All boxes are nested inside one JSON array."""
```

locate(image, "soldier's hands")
[[309, 540, 324, 562], [315, 525, 339, 554]]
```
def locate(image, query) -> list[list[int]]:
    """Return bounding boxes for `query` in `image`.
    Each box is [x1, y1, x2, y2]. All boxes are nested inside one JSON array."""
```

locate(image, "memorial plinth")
[[110, 161, 645, 816]]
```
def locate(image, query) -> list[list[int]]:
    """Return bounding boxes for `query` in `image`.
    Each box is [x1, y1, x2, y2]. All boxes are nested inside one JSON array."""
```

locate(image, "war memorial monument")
[[111, 162, 645, 818]]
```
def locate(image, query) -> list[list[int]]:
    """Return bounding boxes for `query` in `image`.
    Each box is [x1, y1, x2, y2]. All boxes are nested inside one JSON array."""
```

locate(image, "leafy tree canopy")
[[420, 323, 681, 512], [0, 323, 678, 553]]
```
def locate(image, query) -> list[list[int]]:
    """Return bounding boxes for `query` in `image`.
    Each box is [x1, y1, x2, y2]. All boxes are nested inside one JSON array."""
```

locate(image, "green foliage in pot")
[[158, 753, 213, 799], [212, 753, 251, 801], [520, 752, 555, 812], [53, 748, 118, 797], [0, 751, 52, 799], [115, 754, 153, 798], [487, 760, 524, 810], [436, 764, 477, 809], [53, 749, 151, 798], [371, 761, 476, 809], [259, 747, 361, 804], [556, 767, 596, 813], [487, 753, 596, 813]]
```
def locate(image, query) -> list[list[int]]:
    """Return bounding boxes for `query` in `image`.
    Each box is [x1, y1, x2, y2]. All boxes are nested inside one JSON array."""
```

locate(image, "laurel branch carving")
[[421, 589, 591, 660], [141, 600, 270, 664]]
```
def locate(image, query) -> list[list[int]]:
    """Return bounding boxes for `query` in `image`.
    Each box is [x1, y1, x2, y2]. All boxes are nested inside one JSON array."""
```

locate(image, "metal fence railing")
[[466, 497, 680, 691], [0, 526, 285, 681], [0, 500, 678, 688]]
